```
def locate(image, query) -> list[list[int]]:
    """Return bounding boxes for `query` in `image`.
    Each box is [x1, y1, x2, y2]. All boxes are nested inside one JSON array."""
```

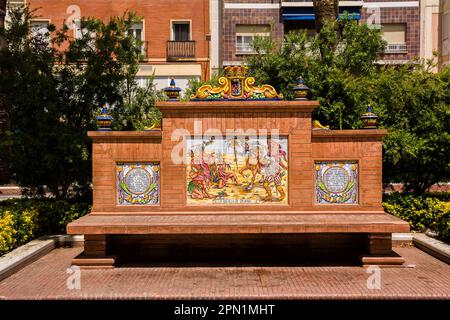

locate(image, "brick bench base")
[[68, 212, 410, 268]]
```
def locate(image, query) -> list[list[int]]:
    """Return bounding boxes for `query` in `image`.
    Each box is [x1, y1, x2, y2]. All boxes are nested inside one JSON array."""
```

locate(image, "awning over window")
[[282, 7, 361, 21]]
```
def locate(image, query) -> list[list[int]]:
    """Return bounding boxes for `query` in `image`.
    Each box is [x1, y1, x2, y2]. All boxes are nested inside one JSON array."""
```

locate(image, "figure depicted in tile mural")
[[186, 136, 288, 204], [261, 139, 288, 202]]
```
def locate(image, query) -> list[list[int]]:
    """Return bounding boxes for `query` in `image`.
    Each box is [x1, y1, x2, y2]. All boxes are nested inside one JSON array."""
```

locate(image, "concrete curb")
[[392, 233, 413, 245], [413, 233, 450, 264], [0, 235, 84, 282], [0, 186, 21, 196]]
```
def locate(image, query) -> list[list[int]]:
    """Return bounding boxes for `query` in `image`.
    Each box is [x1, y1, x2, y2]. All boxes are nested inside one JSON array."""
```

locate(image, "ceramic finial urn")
[[164, 78, 181, 101], [97, 105, 113, 131], [360, 105, 378, 129], [292, 78, 310, 100]]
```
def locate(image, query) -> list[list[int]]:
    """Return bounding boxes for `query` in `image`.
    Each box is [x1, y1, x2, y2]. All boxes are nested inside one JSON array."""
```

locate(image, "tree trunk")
[[313, 0, 339, 32], [0, 0, 5, 25], [0, 0, 6, 51], [0, 0, 6, 30]]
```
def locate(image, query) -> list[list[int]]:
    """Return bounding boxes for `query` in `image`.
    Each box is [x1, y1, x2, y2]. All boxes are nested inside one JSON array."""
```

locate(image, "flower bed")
[[383, 192, 450, 243], [0, 199, 90, 255]]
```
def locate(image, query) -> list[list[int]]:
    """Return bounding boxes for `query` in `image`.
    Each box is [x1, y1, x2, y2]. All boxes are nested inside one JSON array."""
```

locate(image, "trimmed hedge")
[[383, 193, 450, 242], [0, 199, 90, 255]]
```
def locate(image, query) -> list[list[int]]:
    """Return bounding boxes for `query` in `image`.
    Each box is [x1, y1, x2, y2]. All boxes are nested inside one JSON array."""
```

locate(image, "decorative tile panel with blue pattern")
[[315, 161, 358, 204], [117, 162, 160, 205]]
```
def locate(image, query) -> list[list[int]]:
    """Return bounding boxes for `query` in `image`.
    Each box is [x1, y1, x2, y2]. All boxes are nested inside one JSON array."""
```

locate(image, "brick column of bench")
[[84, 235, 109, 256], [72, 235, 116, 269], [362, 233, 405, 267], [368, 233, 392, 255]]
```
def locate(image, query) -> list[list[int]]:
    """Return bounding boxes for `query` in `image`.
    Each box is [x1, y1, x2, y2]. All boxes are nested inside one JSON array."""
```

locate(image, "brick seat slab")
[[67, 212, 410, 235]]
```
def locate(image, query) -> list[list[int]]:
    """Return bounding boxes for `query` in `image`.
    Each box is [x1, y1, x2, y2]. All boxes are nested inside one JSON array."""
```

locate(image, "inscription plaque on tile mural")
[[315, 161, 358, 204], [117, 162, 160, 205], [186, 136, 288, 204]]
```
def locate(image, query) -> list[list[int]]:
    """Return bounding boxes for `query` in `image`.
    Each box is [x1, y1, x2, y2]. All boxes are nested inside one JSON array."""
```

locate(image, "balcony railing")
[[140, 41, 149, 60], [167, 41, 196, 61], [384, 43, 408, 54], [236, 43, 256, 55], [282, 0, 363, 3]]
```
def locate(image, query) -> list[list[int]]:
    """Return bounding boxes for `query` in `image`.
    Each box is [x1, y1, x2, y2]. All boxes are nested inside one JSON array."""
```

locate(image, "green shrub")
[[383, 193, 450, 242], [0, 212, 17, 255], [0, 198, 90, 255], [0, 6, 144, 198]]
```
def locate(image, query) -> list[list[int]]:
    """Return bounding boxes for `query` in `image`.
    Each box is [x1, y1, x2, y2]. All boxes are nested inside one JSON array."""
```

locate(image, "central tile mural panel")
[[186, 135, 288, 204]]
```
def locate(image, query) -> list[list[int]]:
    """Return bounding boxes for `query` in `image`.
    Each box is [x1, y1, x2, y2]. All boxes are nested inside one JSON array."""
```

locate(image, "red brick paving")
[[0, 247, 448, 300]]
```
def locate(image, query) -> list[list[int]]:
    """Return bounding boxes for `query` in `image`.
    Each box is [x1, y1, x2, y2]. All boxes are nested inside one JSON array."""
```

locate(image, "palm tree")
[[313, 0, 339, 32]]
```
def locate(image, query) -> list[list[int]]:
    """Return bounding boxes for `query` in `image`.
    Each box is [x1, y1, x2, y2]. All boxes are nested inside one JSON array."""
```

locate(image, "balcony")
[[384, 43, 408, 54], [139, 41, 149, 61], [167, 41, 196, 61], [281, 0, 364, 6], [236, 43, 256, 55]]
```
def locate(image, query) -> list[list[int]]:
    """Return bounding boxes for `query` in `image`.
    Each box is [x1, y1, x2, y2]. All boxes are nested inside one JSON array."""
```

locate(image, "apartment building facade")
[[215, 0, 438, 68], [440, 0, 450, 67], [3, 1, 447, 80], [11, 0, 211, 91]]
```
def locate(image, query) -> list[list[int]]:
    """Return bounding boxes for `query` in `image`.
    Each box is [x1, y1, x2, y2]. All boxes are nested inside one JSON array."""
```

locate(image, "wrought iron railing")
[[236, 43, 256, 54], [384, 43, 408, 53], [140, 41, 149, 60], [167, 41, 196, 60], [282, 0, 362, 2]]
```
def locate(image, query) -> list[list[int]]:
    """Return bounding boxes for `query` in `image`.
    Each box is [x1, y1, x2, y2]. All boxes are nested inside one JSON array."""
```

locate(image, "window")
[[6, 0, 26, 24], [381, 24, 407, 53], [235, 25, 270, 54], [30, 21, 50, 43], [443, 12, 449, 56], [74, 20, 85, 39], [74, 20, 96, 50], [74, 20, 96, 39], [128, 22, 145, 55], [128, 23, 143, 41], [172, 21, 191, 41]]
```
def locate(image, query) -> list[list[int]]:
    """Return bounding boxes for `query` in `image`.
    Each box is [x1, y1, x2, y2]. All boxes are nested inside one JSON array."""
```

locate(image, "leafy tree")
[[247, 16, 386, 129], [0, 6, 143, 198], [375, 63, 450, 194], [245, 17, 449, 194], [0, 0, 9, 183], [112, 75, 164, 130]]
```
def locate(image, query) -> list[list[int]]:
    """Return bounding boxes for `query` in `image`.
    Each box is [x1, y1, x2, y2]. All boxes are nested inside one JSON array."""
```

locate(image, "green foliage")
[[0, 212, 17, 255], [246, 16, 449, 194], [0, 6, 143, 198], [0, 198, 91, 255], [376, 64, 450, 193], [112, 76, 164, 130], [383, 193, 450, 242], [183, 72, 224, 101], [247, 15, 386, 129], [249, 31, 309, 100]]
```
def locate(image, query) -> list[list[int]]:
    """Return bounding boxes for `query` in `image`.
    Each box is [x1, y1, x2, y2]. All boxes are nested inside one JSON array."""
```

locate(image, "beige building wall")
[[420, 0, 440, 70], [440, 0, 450, 67]]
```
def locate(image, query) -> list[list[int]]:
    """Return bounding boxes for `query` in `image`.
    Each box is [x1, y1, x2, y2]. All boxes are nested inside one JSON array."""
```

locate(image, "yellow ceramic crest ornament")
[[190, 66, 283, 100], [312, 120, 330, 130]]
